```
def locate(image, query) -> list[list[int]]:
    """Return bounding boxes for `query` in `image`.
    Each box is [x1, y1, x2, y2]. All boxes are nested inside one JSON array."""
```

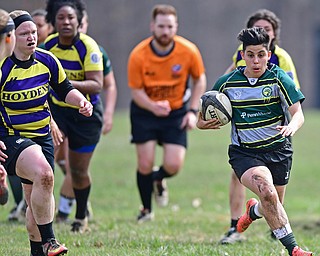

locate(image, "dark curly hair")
[[45, 0, 86, 27]]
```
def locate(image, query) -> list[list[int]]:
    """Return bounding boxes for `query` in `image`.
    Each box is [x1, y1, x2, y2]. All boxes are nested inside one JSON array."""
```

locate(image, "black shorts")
[[228, 140, 293, 186], [130, 101, 187, 148], [1, 134, 54, 184], [49, 100, 103, 152]]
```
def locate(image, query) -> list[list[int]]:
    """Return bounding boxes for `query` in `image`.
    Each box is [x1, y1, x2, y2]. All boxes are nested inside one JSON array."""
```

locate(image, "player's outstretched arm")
[[65, 89, 93, 117]]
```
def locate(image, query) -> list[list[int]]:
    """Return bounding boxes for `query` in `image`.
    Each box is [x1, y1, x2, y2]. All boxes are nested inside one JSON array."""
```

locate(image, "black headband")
[[13, 14, 34, 29], [0, 16, 15, 35]]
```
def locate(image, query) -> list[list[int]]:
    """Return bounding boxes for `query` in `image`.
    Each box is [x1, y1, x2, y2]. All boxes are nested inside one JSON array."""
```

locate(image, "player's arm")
[[181, 73, 206, 130], [70, 70, 103, 95], [131, 88, 171, 117], [276, 101, 304, 137], [102, 70, 117, 135]]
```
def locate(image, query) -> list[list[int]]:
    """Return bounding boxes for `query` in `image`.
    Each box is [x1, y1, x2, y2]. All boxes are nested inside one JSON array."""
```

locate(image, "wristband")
[[188, 108, 198, 115]]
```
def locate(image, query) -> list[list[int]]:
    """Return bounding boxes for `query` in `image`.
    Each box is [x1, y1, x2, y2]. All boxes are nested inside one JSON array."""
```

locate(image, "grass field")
[[1, 110, 319, 255]]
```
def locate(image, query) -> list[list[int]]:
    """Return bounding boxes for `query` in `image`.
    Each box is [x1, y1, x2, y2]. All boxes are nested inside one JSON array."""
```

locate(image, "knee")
[[71, 167, 88, 183], [252, 174, 277, 202], [35, 166, 54, 190], [163, 162, 181, 175]]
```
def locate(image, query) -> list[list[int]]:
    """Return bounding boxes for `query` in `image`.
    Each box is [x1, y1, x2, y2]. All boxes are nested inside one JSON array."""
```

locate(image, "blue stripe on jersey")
[[0, 58, 14, 85], [60, 59, 82, 70], [74, 40, 86, 64], [269, 54, 279, 66], [45, 37, 59, 50], [35, 51, 60, 83], [10, 110, 49, 125]]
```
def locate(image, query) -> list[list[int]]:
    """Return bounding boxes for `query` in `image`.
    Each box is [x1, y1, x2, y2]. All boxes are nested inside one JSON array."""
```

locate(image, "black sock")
[[137, 171, 153, 211], [152, 166, 172, 181], [30, 240, 45, 256], [279, 233, 298, 256], [231, 219, 238, 229], [37, 222, 55, 244], [8, 175, 23, 205], [249, 205, 262, 220], [74, 185, 91, 220]]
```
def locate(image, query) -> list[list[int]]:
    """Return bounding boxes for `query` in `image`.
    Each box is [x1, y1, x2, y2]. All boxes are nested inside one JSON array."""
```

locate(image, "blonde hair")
[[9, 10, 31, 20], [0, 9, 10, 39]]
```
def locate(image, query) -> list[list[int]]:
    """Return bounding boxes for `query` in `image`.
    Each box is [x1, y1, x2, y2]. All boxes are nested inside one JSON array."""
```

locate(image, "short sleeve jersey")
[[99, 45, 112, 76], [43, 32, 103, 107], [232, 44, 300, 88], [128, 35, 205, 110], [212, 63, 305, 149], [0, 48, 71, 138]]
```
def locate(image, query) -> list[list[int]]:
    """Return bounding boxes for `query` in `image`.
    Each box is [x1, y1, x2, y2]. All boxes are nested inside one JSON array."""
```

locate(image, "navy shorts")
[[1, 134, 54, 184], [49, 99, 103, 152], [130, 101, 187, 148], [229, 140, 293, 186]]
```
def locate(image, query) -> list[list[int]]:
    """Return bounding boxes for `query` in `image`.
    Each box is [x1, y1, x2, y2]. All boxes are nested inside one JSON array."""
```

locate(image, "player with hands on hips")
[[197, 27, 312, 256]]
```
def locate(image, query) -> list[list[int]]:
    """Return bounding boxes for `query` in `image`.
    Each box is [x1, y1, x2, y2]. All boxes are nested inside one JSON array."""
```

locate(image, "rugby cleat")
[[42, 238, 68, 256], [236, 198, 258, 233], [292, 246, 313, 256], [219, 227, 246, 244]]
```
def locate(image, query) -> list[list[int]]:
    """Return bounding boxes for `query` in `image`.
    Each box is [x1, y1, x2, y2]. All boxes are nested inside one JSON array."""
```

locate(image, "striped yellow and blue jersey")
[[213, 63, 304, 150], [232, 44, 300, 89], [0, 48, 74, 138], [43, 32, 103, 108]]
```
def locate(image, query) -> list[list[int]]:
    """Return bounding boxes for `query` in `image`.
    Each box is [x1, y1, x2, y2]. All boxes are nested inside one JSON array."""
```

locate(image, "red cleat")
[[42, 238, 68, 256], [236, 198, 258, 233], [292, 246, 313, 256]]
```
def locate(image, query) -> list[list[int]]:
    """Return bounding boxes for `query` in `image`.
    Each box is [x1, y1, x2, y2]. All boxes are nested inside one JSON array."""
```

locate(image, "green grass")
[[1, 110, 320, 255]]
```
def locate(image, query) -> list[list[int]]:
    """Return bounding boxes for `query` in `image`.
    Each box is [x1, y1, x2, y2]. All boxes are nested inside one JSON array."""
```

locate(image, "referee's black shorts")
[[130, 101, 187, 148], [1, 134, 54, 184], [229, 139, 293, 186], [50, 100, 103, 152]]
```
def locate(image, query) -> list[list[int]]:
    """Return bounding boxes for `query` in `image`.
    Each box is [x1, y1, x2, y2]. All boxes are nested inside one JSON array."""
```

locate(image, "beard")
[[153, 33, 174, 48]]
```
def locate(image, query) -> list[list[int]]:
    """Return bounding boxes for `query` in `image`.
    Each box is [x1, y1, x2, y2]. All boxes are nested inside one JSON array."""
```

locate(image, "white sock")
[[272, 223, 293, 239], [59, 195, 75, 214], [253, 203, 263, 218]]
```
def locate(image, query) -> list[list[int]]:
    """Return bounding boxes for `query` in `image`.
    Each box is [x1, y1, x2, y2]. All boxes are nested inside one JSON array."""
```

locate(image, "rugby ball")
[[199, 90, 232, 125]]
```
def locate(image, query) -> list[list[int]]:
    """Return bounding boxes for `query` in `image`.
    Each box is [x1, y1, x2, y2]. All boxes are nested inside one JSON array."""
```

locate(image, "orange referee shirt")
[[128, 35, 205, 110]]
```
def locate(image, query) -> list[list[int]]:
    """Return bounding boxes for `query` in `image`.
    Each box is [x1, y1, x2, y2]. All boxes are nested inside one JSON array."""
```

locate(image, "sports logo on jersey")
[[262, 86, 272, 97], [90, 52, 101, 64], [262, 86, 272, 102], [171, 64, 181, 78]]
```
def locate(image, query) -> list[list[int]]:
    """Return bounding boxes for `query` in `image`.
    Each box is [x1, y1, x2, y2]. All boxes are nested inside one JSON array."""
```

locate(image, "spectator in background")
[[54, 9, 118, 223], [220, 9, 301, 245], [128, 4, 206, 223]]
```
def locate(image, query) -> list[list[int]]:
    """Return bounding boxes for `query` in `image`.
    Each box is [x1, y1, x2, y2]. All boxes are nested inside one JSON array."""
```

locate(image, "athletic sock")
[[279, 233, 298, 256], [249, 203, 262, 220], [58, 194, 75, 216], [231, 219, 238, 229], [137, 171, 153, 211], [74, 185, 91, 220], [152, 166, 172, 181], [37, 222, 55, 244], [30, 240, 45, 256]]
